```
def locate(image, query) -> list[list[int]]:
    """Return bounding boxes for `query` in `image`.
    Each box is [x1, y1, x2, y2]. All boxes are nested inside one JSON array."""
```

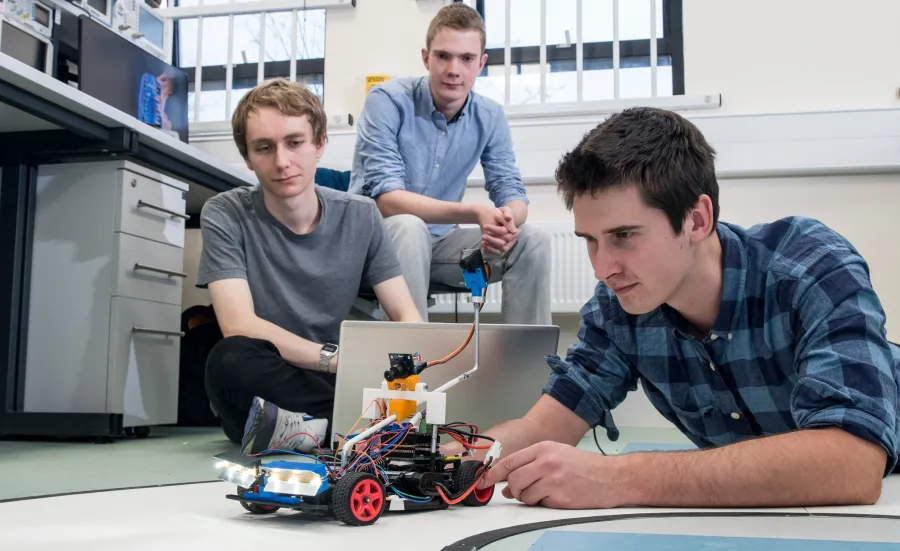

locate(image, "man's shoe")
[[241, 396, 328, 455]]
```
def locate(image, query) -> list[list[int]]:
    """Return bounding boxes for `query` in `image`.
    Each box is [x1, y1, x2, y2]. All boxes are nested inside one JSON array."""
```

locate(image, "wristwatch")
[[319, 343, 339, 372]]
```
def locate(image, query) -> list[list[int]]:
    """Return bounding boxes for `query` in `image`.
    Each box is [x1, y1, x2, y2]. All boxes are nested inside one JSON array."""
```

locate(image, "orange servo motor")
[[386, 373, 419, 422]]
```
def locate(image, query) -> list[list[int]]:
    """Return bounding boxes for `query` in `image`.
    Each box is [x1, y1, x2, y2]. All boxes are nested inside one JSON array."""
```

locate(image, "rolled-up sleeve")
[[543, 292, 639, 441], [479, 107, 528, 208], [349, 88, 409, 199], [790, 254, 900, 475]]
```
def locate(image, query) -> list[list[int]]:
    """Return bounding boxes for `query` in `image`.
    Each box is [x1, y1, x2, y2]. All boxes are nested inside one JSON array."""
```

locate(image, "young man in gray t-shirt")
[[196, 80, 421, 455]]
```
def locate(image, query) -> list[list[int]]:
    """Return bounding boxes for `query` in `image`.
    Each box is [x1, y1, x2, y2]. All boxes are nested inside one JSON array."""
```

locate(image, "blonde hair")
[[231, 79, 327, 160], [426, 4, 486, 53]]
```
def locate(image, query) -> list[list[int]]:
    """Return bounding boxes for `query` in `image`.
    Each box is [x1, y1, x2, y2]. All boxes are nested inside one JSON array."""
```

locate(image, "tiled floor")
[[0, 425, 691, 502]]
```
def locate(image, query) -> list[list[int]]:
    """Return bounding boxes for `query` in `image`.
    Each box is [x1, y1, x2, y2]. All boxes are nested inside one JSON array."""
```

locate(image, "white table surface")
[[0, 476, 896, 550]]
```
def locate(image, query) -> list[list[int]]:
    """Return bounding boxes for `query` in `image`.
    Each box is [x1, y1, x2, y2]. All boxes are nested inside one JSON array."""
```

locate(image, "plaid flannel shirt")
[[544, 217, 900, 474]]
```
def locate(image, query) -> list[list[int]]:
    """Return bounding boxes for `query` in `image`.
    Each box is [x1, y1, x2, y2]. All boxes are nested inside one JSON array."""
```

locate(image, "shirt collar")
[[663, 222, 747, 343]]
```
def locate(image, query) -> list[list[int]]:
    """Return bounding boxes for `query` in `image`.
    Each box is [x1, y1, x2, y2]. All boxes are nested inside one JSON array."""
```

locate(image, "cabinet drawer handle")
[[137, 199, 189, 220], [134, 263, 187, 278], [132, 327, 185, 338]]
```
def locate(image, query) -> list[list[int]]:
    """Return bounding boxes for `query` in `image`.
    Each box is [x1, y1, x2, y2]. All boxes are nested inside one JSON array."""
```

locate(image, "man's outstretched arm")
[[617, 427, 886, 507], [482, 426, 886, 510]]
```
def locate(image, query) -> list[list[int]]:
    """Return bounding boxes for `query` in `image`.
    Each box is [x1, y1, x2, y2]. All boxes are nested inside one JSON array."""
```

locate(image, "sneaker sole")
[[241, 397, 279, 455]]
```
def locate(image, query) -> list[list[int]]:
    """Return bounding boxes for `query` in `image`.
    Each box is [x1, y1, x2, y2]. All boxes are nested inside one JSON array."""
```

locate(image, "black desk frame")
[[0, 78, 245, 438]]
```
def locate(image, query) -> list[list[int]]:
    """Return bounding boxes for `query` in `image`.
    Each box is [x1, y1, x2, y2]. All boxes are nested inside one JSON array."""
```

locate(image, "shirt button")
[[730, 412, 741, 420], [710, 334, 718, 340], [435, 163, 440, 169], [709, 362, 716, 371], [727, 333, 733, 340]]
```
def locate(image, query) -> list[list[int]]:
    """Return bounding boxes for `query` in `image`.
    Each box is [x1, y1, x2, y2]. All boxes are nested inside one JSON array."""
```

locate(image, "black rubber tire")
[[238, 486, 280, 515], [455, 461, 493, 506], [332, 472, 386, 526], [135, 426, 151, 438]]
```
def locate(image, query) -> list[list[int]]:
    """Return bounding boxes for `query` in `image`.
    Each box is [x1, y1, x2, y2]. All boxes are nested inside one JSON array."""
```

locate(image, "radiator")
[[428, 221, 597, 315]]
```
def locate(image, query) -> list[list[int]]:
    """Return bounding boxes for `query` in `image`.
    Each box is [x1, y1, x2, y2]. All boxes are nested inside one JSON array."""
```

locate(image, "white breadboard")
[[429, 221, 596, 315]]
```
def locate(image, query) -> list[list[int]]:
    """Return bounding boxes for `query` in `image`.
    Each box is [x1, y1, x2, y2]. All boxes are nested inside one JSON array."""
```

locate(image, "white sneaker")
[[241, 396, 328, 455]]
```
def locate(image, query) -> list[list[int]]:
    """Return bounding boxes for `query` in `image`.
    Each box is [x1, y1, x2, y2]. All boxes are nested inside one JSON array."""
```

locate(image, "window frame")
[[165, 0, 339, 127], [475, 0, 685, 100]]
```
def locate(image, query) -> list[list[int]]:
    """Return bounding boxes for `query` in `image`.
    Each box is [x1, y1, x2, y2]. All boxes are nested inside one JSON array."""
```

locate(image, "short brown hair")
[[231, 79, 327, 160], [555, 107, 719, 235], [426, 4, 486, 53]]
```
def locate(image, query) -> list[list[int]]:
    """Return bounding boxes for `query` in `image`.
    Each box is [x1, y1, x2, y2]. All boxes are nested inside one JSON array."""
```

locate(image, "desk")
[[0, 52, 254, 438]]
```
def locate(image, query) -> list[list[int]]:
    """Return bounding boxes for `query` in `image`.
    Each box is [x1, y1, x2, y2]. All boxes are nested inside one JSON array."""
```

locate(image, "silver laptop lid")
[[332, 321, 560, 438]]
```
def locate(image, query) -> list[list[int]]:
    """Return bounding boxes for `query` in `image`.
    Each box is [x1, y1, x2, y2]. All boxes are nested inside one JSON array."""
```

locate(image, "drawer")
[[113, 232, 185, 305], [116, 169, 187, 248], [106, 296, 182, 426]]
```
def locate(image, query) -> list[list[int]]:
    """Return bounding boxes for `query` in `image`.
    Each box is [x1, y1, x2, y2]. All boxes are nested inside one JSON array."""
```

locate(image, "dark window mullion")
[[484, 38, 672, 66], [181, 58, 324, 83]]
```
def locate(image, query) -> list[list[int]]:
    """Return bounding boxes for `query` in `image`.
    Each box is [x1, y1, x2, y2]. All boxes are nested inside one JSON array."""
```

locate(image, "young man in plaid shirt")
[[452, 107, 900, 509]]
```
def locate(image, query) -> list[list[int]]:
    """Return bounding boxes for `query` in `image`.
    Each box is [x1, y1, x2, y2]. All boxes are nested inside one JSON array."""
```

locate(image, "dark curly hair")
[[555, 107, 719, 235]]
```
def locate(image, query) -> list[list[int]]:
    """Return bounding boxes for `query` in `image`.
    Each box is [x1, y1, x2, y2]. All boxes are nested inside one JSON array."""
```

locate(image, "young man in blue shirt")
[[458, 107, 900, 508], [348, 4, 551, 324]]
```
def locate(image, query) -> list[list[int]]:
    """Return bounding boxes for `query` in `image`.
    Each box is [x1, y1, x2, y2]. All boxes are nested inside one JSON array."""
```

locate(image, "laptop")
[[331, 320, 561, 438]]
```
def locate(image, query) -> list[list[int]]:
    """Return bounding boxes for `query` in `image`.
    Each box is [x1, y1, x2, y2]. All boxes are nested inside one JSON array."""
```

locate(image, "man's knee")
[[384, 214, 430, 249], [513, 224, 551, 263], [206, 335, 271, 386]]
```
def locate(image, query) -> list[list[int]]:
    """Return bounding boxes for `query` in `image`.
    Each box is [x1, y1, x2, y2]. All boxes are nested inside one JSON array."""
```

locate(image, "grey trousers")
[[383, 214, 552, 325]]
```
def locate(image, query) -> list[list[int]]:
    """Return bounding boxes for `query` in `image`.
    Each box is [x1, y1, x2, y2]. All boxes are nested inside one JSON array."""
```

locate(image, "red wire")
[[436, 465, 489, 505]]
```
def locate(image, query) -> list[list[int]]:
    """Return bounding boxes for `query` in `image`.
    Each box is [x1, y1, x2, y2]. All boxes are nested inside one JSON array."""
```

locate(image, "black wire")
[[592, 426, 607, 456], [440, 426, 495, 443]]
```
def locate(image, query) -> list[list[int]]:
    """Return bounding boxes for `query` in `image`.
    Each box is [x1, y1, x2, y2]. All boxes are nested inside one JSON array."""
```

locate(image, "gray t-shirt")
[[196, 184, 402, 345]]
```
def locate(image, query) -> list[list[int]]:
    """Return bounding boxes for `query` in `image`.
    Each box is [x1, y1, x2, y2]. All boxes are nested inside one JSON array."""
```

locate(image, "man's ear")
[[421, 47, 430, 69], [687, 194, 715, 242]]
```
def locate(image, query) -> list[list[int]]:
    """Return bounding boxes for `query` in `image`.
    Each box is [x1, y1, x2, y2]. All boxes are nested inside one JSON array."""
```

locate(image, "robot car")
[[212, 249, 502, 526]]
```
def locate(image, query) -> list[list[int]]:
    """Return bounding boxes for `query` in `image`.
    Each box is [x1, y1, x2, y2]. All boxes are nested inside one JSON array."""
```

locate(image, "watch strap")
[[318, 350, 330, 372]]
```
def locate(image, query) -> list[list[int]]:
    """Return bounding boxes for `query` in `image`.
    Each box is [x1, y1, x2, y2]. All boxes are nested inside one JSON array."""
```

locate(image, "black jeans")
[[205, 335, 336, 444]]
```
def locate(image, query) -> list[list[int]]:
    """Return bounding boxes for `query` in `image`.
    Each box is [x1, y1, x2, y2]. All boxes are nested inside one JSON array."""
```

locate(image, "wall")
[[683, 0, 900, 115], [184, 0, 900, 429], [317, 0, 900, 123], [322, 0, 448, 118]]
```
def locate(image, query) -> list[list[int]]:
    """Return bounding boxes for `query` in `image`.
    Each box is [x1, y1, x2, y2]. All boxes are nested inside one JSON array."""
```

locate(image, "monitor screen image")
[[0, 20, 47, 72], [77, 15, 188, 142]]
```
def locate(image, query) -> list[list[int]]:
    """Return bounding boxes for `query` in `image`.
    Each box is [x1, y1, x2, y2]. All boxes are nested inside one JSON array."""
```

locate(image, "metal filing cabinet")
[[23, 160, 188, 431]]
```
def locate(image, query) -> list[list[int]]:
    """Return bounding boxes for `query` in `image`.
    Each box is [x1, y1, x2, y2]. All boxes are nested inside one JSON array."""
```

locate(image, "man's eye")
[[615, 231, 633, 240]]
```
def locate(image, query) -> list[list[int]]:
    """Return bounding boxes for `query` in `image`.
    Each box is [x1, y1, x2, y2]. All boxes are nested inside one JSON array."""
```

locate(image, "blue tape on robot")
[[463, 269, 487, 297]]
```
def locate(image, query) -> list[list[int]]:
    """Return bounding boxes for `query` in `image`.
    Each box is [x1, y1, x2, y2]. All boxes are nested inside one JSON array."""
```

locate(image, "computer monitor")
[[136, 2, 166, 60], [0, 19, 50, 73], [77, 14, 188, 142], [83, 0, 111, 26]]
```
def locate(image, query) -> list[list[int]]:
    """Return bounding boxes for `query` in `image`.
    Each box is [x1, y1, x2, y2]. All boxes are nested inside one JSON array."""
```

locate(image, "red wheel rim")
[[473, 484, 493, 502], [350, 479, 383, 521]]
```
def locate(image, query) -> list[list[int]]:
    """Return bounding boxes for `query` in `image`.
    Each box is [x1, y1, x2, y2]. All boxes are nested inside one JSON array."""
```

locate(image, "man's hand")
[[477, 205, 518, 257], [478, 441, 627, 509]]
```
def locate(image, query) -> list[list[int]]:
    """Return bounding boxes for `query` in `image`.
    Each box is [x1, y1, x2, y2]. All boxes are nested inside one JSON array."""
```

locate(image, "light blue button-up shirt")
[[348, 76, 528, 238]]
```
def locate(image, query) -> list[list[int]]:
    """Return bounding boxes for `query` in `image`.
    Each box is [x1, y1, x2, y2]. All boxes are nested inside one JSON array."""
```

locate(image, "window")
[[171, 1, 326, 124], [474, 0, 684, 106]]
